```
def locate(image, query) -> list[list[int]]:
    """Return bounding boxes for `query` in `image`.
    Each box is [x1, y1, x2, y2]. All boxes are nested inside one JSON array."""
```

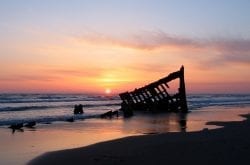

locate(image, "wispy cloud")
[[75, 30, 202, 50], [0, 67, 101, 82], [129, 31, 202, 49], [0, 75, 57, 82], [126, 62, 172, 73], [74, 30, 250, 65], [211, 39, 250, 64], [45, 68, 102, 78]]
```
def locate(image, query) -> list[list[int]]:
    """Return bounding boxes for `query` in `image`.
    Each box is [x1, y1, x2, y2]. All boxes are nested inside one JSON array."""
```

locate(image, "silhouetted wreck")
[[119, 66, 188, 116]]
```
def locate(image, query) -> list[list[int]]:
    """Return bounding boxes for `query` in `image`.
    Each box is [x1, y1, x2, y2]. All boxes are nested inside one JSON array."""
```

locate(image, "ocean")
[[1, 93, 250, 127], [1, 93, 250, 165]]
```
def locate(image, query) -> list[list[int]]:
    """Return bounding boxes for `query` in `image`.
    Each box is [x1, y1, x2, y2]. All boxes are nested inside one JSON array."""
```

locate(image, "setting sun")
[[105, 88, 112, 94]]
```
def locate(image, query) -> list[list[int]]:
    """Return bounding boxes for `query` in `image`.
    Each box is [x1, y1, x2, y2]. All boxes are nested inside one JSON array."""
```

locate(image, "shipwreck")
[[119, 66, 188, 116]]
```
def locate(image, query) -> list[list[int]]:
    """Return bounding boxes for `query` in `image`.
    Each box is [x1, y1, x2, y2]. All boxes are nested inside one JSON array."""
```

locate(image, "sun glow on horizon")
[[105, 88, 112, 94]]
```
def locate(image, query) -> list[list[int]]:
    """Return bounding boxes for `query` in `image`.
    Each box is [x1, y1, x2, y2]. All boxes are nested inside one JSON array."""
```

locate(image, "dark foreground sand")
[[29, 114, 250, 165]]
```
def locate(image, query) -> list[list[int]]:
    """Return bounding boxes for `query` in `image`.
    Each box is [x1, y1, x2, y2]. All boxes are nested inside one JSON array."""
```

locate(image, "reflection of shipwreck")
[[119, 66, 188, 116]]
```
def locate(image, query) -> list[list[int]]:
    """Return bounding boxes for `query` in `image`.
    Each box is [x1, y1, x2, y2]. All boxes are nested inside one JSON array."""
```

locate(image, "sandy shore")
[[29, 113, 250, 165]]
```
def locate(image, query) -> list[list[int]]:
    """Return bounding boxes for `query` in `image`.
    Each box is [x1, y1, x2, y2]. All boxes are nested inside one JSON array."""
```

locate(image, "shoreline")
[[29, 113, 250, 165], [1, 106, 250, 165]]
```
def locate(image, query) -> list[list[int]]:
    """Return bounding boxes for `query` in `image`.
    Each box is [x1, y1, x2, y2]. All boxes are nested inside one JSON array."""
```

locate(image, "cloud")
[[45, 68, 102, 78], [0, 67, 102, 83], [0, 75, 57, 82], [130, 31, 202, 49], [74, 30, 250, 65], [211, 39, 250, 64], [126, 63, 172, 73], [75, 30, 202, 50]]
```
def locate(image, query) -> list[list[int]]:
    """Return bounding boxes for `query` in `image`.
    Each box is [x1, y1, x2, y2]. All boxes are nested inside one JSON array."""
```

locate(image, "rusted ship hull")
[[119, 66, 188, 116]]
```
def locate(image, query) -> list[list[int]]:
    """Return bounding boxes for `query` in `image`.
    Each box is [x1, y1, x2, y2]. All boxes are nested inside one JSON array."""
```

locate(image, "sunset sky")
[[0, 0, 250, 94]]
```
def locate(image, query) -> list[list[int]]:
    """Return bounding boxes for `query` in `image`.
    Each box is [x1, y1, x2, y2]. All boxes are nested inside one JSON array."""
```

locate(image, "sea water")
[[1, 93, 250, 165], [0, 94, 120, 126], [1, 94, 250, 126]]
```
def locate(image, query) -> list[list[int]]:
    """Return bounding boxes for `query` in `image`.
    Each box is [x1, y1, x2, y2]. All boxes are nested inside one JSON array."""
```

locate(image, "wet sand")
[[1, 106, 250, 164], [29, 109, 250, 165]]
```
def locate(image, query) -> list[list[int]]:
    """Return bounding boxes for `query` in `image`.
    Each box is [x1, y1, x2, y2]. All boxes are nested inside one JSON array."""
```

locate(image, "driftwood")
[[119, 66, 188, 116], [24, 121, 36, 128], [9, 123, 23, 129], [66, 117, 74, 122], [100, 110, 119, 118]]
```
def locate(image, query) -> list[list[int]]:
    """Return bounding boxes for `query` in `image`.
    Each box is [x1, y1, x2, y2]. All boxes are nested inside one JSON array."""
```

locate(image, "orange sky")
[[1, 31, 250, 94], [1, 1, 250, 94]]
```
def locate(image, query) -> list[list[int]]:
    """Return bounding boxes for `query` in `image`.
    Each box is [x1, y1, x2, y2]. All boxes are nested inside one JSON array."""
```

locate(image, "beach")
[[1, 94, 250, 164], [0, 106, 248, 165], [29, 111, 250, 165]]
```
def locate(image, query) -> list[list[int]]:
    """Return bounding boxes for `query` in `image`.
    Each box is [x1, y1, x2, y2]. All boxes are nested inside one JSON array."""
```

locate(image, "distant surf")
[[0, 94, 250, 126]]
